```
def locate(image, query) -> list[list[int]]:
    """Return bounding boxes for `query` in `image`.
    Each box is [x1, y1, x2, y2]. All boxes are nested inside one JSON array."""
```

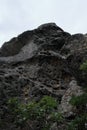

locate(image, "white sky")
[[0, 0, 87, 47]]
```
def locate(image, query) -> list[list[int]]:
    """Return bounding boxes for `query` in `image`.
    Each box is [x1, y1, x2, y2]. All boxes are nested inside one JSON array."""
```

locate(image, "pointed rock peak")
[[37, 23, 63, 31]]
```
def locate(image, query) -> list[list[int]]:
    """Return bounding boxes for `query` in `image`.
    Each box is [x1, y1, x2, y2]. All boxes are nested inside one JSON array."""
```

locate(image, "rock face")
[[0, 23, 87, 130], [59, 79, 83, 116]]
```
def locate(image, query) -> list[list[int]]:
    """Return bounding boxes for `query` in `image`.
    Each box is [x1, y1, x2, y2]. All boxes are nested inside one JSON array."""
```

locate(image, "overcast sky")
[[0, 0, 87, 47]]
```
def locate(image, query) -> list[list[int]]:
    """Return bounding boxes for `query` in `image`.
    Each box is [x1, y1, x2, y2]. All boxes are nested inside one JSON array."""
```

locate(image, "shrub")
[[50, 112, 63, 123], [68, 94, 87, 130], [7, 96, 62, 130], [67, 60, 87, 130], [80, 60, 87, 90], [80, 60, 87, 72], [70, 93, 87, 107], [67, 114, 87, 130]]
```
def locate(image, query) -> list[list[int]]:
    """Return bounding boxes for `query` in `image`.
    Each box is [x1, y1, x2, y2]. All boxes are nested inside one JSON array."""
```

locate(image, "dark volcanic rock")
[[61, 33, 87, 86], [0, 23, 87, 130]]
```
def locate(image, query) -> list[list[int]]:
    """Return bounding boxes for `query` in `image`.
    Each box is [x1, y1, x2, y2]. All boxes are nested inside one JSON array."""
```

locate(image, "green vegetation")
[[6, 61, 87, 129], [67, 114, 87, 130], [68, 59, 87, 130], [70, 93, 87, 108], [7, 96, 63, 130], [80, 60, 87, 72], [80, 60, 87, 92], [67, 93, 87, 130]]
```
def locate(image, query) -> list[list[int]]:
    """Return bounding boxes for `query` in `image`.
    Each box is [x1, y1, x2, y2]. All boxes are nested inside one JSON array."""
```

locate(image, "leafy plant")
[[79, 60, 87, 90], [7, 96, 62, 130], [67, 114, 87, 130], [50, 112, 63, 123], [68, 94, 87, 130], [70, 93, 87, 107], [80, 60, 87, 72], [67, 60, 87, 130]]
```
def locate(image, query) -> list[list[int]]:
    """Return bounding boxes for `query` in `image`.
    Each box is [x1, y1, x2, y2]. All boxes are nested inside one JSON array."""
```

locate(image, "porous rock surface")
[[0, 23, 87, 130]]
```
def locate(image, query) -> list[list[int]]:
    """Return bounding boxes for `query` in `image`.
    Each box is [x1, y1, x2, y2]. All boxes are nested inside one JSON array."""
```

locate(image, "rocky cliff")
[[0, 23, 87, 130]]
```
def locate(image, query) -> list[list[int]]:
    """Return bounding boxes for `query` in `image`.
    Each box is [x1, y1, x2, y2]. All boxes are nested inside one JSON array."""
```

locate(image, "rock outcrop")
[[0, 23, 87, 130]]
